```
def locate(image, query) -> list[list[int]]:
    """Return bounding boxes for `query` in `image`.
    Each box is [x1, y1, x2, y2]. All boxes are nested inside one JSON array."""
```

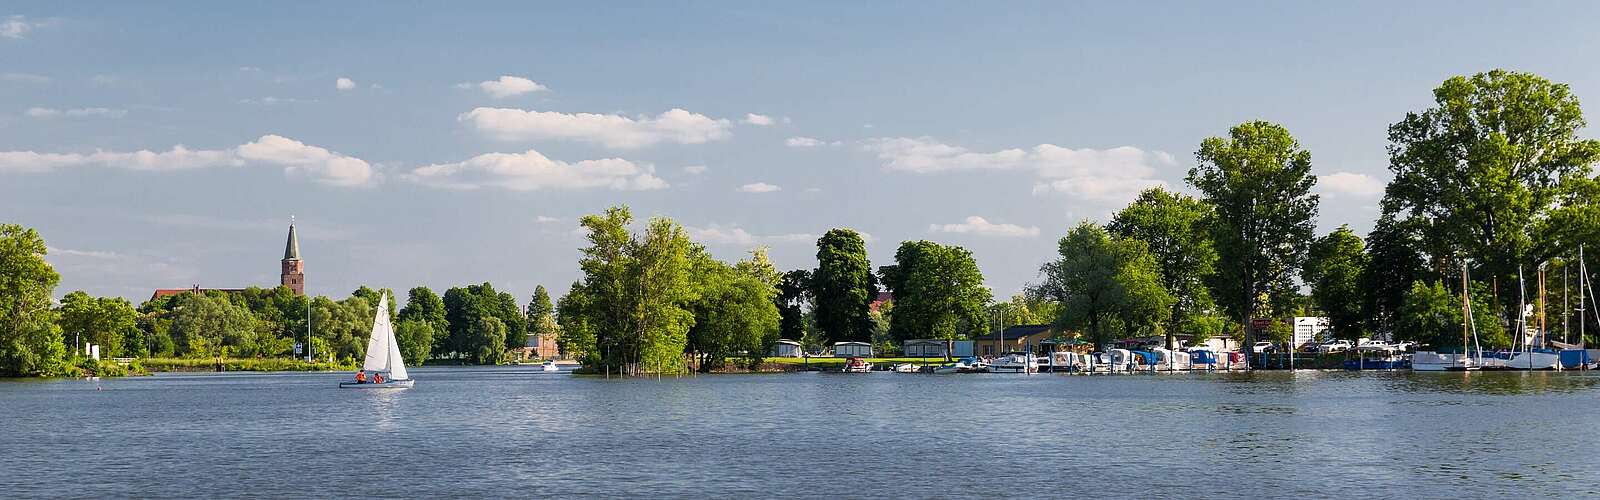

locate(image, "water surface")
[[3, 368, 1599, 498]]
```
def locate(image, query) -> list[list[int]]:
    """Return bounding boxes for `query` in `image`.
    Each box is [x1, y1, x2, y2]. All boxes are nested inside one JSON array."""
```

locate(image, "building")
[[869, 291, 893, 313], [902, 339, 974, 358], [1293, 317, 1329, 348], [526, 330, 559, 360], [972, 324, 1062, 356], [833, 341, 873, 357], [149, 220, 305, 302], [769, 339, 803, 357]]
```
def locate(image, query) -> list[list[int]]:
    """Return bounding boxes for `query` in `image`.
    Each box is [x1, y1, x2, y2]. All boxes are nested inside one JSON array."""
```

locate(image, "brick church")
[[149, 221, 305, 302]]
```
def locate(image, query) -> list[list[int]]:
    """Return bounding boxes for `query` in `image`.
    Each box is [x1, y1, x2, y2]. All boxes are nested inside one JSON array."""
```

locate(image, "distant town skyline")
[[5, 1, 1600, 302]]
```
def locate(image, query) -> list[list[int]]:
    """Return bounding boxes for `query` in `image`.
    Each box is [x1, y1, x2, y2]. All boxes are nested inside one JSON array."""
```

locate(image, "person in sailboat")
[[373, 372, 384, 384], [355, 370, 367, 384]]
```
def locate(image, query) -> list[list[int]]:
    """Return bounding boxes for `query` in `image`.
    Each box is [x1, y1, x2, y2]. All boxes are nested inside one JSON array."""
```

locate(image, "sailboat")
[[1414, 262, 1482, 371], [339, 291, 415, 389]]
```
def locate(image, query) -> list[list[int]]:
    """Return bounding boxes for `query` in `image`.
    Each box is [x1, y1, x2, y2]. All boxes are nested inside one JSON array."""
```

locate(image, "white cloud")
[[458, 107, 732, 149], [2, 15, 43, 39], [406, 149, 667, 191], [684, 223, 816, 246], [739, 182, 781, 193], [868, 137, 1172, 204], [1, 72, 50, 84], [475, 75, 548, 98], [786, 136, 839, 148], [0, 134, 373, 186], [24, 107, 127, 118], [239, 97, 314, 105], [683, 165, 708, 175], [335, 77, 356, 90], [1318, 171, 1386, 197], [535, 216, 561, 224], [929, 216, 1040, 237], [743, 113, 775, 126]]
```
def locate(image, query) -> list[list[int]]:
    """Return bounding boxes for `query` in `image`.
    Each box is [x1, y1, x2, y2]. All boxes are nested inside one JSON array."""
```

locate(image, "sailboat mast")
[[1538, 265, 1546, 349], [1461, 262, 1471, 366]]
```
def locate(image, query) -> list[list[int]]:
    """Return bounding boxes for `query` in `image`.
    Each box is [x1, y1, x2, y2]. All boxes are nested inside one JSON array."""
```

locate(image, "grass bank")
[[140, 357, 355, 373]]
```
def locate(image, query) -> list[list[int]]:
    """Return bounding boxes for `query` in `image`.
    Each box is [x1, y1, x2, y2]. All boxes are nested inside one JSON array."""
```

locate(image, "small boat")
[[541, 360, 560, 372], [989, 352, 1037, 373], [891, 363, 919, 373], [841, 357, 872, 373], [339, 291, 415, 389], [931, 357, 973, 374]]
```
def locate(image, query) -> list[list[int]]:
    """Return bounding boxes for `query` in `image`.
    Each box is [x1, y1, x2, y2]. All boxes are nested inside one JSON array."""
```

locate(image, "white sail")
[[384, 302, 408, 380], [361, 292, 393, 374]]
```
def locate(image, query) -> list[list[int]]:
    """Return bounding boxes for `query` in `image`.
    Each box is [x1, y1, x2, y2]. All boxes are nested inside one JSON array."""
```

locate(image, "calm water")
[[3, 367, 1600, 498]]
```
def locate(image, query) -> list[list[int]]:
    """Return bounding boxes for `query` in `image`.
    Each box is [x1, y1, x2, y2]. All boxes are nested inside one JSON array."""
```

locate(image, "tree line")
[[5, 69, 1600, 377]]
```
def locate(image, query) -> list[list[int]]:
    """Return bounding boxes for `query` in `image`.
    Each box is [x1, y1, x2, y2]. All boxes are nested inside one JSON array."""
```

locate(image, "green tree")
[[775, 270, 811, 343], [880, 241, 990, 360], [1383, 70, 1600, 313], [628, 216, 697, 374], [1188, 120, 1320, 358], [393, 318, 434, 365], [1108, 187, 1219, 349], [466, 315, 507, 365], [562, 206, 699, 374], [686, 249, 781, 371], [525, 285, 555, 337], [555, 281, 597, 364], [398, 286, 448, 357], [442, 283, 525, 362], [1397, 279, 1504, 349], [811, 229, 877, 344], [0, 225, 68, 377], [1361, 216, 1429, 338], [1302, 226, 1370, 341], [56, 291, 139, 358], [169, 292, 256, 361], [1035, 222, 1174, 350]]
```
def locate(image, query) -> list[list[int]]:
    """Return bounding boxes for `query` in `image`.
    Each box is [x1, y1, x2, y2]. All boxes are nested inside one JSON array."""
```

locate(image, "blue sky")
[[5, 1, 1600, 303]]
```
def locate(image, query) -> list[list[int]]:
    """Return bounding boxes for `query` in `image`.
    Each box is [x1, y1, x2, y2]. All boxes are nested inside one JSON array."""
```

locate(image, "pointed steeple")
[[283, 219, 301, 261]]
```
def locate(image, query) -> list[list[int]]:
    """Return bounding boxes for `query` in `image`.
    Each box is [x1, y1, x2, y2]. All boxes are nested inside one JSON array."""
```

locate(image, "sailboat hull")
[[338, 379, 415, 389]]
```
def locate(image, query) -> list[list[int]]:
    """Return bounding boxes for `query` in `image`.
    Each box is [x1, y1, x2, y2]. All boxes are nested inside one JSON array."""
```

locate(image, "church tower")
[[281, 219, 305, 296]]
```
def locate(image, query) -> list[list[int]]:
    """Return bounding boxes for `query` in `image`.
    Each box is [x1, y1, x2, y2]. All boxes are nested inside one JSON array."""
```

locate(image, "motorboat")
[[842, 357, 872, 373], [891, 363, 919, 373], [339, 291, 415, 389], [1150, 347, 1191, 371], [542, 360, 560, 372], [1505, 350, 1561, 370], [1106, 349, 1133, 372], [1343, 353, 1410, 370], [989, 352, 1037, 373]]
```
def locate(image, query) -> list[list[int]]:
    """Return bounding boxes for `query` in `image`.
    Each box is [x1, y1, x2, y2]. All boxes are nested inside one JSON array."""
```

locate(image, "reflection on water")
[[2, 368, 1599, 498]]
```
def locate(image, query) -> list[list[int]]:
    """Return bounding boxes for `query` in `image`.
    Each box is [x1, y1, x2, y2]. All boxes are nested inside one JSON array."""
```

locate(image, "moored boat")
[[842, 357, 872, 373]]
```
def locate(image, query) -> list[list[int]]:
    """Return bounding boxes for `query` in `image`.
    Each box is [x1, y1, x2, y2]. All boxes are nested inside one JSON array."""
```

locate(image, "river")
[[3, 367, 1598, 498]]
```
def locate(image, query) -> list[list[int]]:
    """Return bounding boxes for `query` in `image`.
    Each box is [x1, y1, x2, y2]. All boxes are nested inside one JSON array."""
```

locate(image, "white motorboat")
[[1505, 351, 1561, 370], [842, 357, 872, 373], [542, 360, 560, 372], [892, 363, 919, 373], [339, 291, 415, 389], [989, 352, 1037, 373]]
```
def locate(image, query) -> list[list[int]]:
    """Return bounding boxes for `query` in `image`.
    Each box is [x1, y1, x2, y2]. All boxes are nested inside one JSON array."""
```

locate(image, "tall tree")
[[811, 229, 876, 345], [1302, 226, 1370, 341], [525, 285, 555, 337], [880, 241, 990, 360], [169, 292, 256, 361], [1361, 216, 1429, 338], [686, 249, 781, 371], [775, 270, 812, 343], [1035, 222, 1173, 350], [398, 286, 448, 357], [0, 225, 68, 376], [442, 283, 525, 362], [393, 318, 434, 365], [556, 281, 597, 364], [627, 216, 698, 374], [1188, 120, 1320, 358], [466, 315, 507, 365], [1108, 187, 1219, 349], [1383, 70, 1600, 312], [56, 291, 138, 358]]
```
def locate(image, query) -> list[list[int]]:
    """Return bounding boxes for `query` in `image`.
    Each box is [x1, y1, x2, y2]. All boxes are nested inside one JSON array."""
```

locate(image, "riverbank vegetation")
[[4, 70, 1600, 378]]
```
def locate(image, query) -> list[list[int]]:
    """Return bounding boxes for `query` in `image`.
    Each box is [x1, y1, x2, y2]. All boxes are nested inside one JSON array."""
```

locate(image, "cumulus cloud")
[[24, 107, 126, 118], [2, 15, 43, 39], [0, 134, 373, 186], [739, 182, 780, 193], [335, 77, 356, 90], [472, 75, 548, 98], [867, 137, 1173, 204], [683, 165, 708, 175], [1318, 171, 1385, 197], [743, 113, 775, 126], [458, 107, 732, 149], [785, 136, 839, 148], [684, 223, 816, 246], [929, 216, 1040, 237], [406, 149, 667, 191]]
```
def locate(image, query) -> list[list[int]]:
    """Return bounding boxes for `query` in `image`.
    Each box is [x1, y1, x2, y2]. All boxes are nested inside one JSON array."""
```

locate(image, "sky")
[[4, 1, 1600, 304]]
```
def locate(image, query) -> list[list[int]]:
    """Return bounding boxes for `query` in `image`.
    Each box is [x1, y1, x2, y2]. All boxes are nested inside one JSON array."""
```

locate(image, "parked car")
[[1252, 341, 1277, 353], [1357, 340, 1394, 352], [1318, 340, 1353, 353], [1393, 341, 1416, 352]]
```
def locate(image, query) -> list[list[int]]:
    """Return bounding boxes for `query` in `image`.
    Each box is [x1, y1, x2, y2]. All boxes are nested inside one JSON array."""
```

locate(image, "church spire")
[[283, 218, 301, 261]]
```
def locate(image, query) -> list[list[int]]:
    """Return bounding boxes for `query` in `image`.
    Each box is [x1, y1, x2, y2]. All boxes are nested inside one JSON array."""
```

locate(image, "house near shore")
[[770, 339, 803, 357], [972, 324, 1062, 356], [902, 339, 974, 358], [833, 341, 873, 357]]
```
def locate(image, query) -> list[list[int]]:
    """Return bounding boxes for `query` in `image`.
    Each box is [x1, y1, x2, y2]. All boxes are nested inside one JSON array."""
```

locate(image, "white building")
[[833, 341, 873, 358], [769, 339, 803, 358], [1293, 316, 1329, 349]]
